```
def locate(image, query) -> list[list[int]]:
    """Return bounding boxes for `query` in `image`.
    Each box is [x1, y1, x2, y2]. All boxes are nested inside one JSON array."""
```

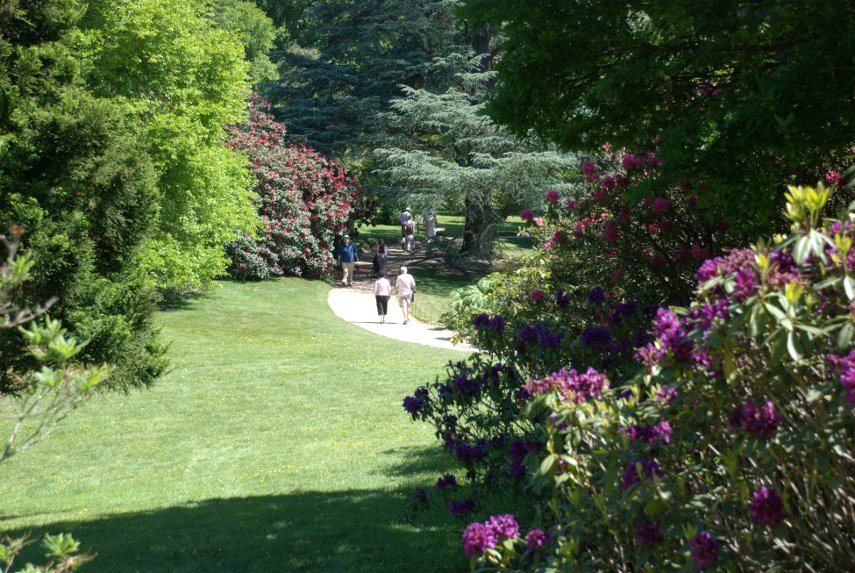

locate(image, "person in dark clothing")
[[337, 235, 358, 286]]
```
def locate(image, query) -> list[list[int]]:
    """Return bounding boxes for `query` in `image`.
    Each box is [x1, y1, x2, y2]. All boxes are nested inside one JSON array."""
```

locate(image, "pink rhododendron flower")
[[520, 208, 535, 222], [622, 153, 641, 171], [652, 197, 669, 214], [825, 170, 841, 184], [545, 189, 560, 202]]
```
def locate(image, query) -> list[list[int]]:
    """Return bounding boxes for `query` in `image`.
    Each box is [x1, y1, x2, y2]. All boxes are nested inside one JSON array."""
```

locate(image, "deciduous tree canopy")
[[461, 0, 855, 234]]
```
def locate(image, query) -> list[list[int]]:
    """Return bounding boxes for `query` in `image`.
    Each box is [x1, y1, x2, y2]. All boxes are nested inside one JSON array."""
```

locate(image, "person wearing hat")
[[395, 266, 416, 324], [337, 234, 358, 287], [399, 207, 412, 239]]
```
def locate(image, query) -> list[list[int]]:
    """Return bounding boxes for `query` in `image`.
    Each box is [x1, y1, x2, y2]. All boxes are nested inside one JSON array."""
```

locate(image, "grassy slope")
[[0, 279, 467, 572]]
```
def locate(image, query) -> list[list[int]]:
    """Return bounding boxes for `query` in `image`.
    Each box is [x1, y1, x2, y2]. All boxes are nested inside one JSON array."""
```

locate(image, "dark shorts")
[[375, 295, 389, 315]]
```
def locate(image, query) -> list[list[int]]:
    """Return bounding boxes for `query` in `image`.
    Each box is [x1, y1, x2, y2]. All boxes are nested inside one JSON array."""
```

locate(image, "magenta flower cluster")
[[621, 420, 672, 445], [729, 400, 781, 439], [523, 367, 609, 403], [828, 350, 855, 406], [621, 457, 662, 489], [748, 486, 787, 526], [634, 521, 664, 546], [462, 514, 519, 557], [688, 531, 721, 570], [462, 514, 552, 557]]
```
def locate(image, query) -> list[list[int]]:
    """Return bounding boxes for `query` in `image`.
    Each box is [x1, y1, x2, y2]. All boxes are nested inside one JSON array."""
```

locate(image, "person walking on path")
[[399, 207, 412, 239], [403, 219, 416, 252], [396, 266, 416, 325], [375, 239, 389, 273], [373, 271, 392, 323], [337, 234, 358, 287]]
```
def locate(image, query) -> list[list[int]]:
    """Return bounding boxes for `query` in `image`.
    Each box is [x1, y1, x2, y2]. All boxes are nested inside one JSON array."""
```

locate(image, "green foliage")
[[209, 0, 279, 85], [0, 2, 167, 391], [1, 234, 108, 464], [0, 533, 91, 572], [373, 64, 577, 255], [440, 275, 494, 333], [268, 0, 469, 155], [460, 0, 855, 236], [455, 183, 855, 571], [75, 0, 257, 295]]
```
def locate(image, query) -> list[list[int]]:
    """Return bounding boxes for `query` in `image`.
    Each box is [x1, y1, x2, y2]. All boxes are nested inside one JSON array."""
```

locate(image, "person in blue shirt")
[[337, 234, 358, 286]]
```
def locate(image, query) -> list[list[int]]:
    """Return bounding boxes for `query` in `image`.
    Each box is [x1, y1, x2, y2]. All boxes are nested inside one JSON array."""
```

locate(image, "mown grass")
[[0, 279, 467, 572]]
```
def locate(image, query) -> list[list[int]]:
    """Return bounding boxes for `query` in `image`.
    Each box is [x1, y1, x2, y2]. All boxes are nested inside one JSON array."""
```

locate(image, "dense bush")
[[0, 4, 168, 392], [458, 183, 855, 571], [225, 97, 371, 280]]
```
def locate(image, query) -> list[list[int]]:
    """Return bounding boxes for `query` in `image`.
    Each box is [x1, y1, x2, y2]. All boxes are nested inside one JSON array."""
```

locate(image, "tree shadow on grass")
[[378, 446, 455, 480], [8, 489, 464, 573]]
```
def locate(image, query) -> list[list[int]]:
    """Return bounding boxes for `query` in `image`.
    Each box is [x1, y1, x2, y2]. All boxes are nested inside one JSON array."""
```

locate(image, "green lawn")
[[0, 279, 467, 572]]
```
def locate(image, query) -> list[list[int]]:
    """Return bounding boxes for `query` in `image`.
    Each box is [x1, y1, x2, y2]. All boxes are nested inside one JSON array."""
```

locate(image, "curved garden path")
[[327, 241, 473, 352]]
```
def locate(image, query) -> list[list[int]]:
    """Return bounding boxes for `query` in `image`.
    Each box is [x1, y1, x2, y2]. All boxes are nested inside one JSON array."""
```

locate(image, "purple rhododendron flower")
[[545, 189, 560, 202], [634, 521, 664, 546], [486, 514, 519, 539], [487, 315, 505, 332], [652, 197, 669, 214], [461, 522, 496, 556], [451, 498, 476, 518], [581, 325, 612, 349], [453, 442, 486, 463], [621, 153, 640, 171], [555, 290, 572, 308], [518, 325, 538, 342], [622, 420, 672, 445], [472, 313, 490, 329], [587, 286, 606, 305], [530, 289, 545, 302], [520, 208, 535, 222], [436, 474, 457, 489], [524, 367, 609, 403], [621, 457, 662, 489], [689, 531, 721, 570], [730, 400, 781, 439], [656, 386, 678, 403], [525, 529, 551, 550], [829, 350, 855, 406], [635, 343, 664, 368], [403, 396, 422, 415], [749, 486, 787, 526], [653, 308, 694, 361], [414, 387, 428, 401], [582, 161, 597, 176]]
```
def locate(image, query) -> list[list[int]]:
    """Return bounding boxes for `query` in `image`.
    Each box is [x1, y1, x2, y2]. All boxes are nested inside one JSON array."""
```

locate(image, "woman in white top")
[[373, 271, 392, 323]]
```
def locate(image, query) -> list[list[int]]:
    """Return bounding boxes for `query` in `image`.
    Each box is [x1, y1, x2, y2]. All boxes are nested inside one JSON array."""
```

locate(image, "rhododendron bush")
[[225, 96, 371, 279], [453, 183, 855, 571], [408, 151, 739, 519]]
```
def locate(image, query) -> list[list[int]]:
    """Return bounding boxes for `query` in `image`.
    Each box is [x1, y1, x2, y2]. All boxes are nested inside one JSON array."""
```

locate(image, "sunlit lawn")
[[0, 279, 467, 572]]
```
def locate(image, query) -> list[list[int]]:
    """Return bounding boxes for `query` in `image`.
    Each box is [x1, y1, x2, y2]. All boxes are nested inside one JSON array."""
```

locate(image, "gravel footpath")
[[327, 286, 473, 352]]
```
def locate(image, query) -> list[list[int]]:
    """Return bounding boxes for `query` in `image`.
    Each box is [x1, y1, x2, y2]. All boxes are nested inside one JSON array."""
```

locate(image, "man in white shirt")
[[395, 266, 416, 325]]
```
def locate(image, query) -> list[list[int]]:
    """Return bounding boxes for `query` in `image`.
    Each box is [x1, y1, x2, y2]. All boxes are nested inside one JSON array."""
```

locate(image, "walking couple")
[[373, 266, 416, 324]]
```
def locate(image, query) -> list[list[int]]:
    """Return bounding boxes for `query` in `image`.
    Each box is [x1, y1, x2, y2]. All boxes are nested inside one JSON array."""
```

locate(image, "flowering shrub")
[[225, 95, 372, 279], [461, 183, 855, 571]]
